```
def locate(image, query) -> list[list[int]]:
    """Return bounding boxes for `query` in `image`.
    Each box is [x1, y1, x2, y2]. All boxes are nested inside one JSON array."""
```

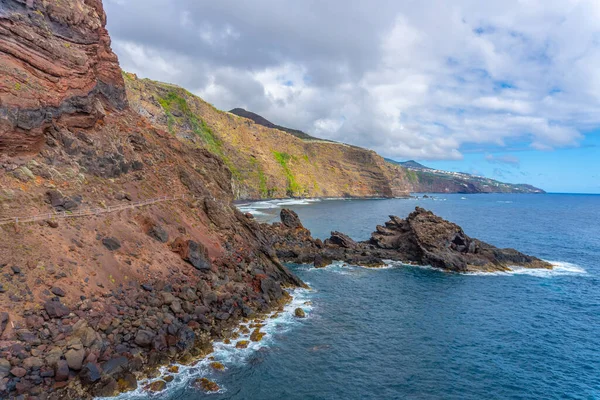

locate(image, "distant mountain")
[[229, 108, 330, 141], [386, 158, 545, 194], [385, 159, 432, 170]]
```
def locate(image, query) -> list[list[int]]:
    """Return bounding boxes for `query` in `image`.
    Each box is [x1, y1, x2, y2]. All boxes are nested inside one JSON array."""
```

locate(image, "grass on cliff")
[[273, 151, 303, 196], [157, 91, 241, 180]]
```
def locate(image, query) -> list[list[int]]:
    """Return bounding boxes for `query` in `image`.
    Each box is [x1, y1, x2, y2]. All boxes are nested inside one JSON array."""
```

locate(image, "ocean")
[[118, 194, 600, 400]]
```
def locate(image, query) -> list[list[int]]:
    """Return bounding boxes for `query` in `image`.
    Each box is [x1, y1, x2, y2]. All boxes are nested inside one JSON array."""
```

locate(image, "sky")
[[104, 0, 600, 194]]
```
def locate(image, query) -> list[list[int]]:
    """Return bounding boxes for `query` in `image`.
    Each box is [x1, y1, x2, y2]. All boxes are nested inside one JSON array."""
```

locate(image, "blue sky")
[[422, 133, 600, 194]]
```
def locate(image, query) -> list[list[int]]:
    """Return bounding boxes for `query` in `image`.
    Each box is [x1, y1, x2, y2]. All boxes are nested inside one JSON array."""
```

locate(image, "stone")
[[147, 223, 169, 243], [51, 287, 66, 297], [314, 254, 332, 268], [141, 284, 153, 292], [117, 372, 138, 393], [47, 220, 59, 228], [0, 313, 8, 336], [326, 231, 357, 249], [65, 348, 85, 370], [11, 266, 21, 274], [210, 362, 225, 371], [170, 238, 211, 271], [280, 209, 304, 229], [101, 356, 129, 377], [22, 357, 44, 370], [135, 329, 155, 347], [79, 363, 101, 384], [144, 380, 167, 393], [294, 308, 306, 318], [10, 367, 26, 378], [250, 329, 265, 342], [194, 377, 220, 392], [102, 237, 121, 251], [235, 340, 249, 349], [45, 347, 63, 367], [44, 299, 70, 318], [55, 360, 70, 382], [0, 359, 10, 379]]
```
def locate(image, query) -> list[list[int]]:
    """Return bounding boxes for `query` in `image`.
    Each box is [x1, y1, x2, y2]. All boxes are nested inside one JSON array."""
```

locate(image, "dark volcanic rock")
[[80, 363, 102, 384], [147, 223, 169, 243], [0, 313, 8, 336], [135, 329, 155, 347], [280, 209, 304, 229], [102, 237, 121, 251], [266, 207, 552, 273], [44, 299, 70, 318], [171, 238, 211, 271], [51, 287, 66, 297]]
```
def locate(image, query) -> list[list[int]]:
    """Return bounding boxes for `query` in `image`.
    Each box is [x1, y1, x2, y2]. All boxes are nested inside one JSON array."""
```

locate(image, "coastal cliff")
[[0, 1, 302, 398], [124, 75, 412, 200]]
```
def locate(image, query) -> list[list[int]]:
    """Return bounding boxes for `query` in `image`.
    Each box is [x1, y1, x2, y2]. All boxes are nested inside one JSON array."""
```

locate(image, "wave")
[[99, 287, 313, 400], [464, 261, 587, 277], [237, 198, 322, 215]]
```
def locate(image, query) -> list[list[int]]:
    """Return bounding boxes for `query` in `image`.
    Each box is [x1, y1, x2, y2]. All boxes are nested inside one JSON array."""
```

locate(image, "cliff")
[[388, 159, 546, 194], [0, 1, 302, 398], [124, 75, 411, 199], [0, 0, 127, 154]]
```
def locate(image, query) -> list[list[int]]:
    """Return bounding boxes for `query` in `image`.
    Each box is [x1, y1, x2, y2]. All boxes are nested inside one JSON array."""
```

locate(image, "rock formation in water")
[[0, 1, 303, 398], [265, 207, 552, 273]]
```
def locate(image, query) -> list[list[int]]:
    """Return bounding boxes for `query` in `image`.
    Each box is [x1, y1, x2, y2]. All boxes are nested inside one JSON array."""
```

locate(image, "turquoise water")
[[127, 194, 600, 399]]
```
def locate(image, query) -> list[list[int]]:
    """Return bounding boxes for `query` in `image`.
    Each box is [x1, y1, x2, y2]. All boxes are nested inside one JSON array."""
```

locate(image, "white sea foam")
[[99, 287, 313, 400], [464, 260, 587, 277]]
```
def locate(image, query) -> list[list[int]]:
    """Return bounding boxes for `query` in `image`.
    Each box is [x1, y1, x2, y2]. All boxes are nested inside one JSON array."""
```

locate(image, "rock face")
[[266, 208, 552, 273], [0, 0, 127, 154]]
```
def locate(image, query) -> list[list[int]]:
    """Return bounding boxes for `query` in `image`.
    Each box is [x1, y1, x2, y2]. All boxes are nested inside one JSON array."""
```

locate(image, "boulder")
[[280, 209, 304, 229], [102, 237, 121, 251], [10, 367, 26, 378], [144, 380, 167, 393], [65, 348, 85, 370], [170, 238, 211, 271], [326, 231, 357, 249], [44, 299, 70, 318], [147, 223, 169, 243], [194, 377, 220, 392], [79, 363, 102, 384], [294, 308, 306, 318]]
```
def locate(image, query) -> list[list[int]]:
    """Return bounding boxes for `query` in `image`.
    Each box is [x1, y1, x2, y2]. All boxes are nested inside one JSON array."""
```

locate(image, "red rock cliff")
[[0, 0, 127, 154]]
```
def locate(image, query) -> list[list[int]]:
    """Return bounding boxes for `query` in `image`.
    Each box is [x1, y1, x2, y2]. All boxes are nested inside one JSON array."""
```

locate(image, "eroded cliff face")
[[0, 1, 304, 398], [0, 0, 127, 154], [124, 75, 411, 200]]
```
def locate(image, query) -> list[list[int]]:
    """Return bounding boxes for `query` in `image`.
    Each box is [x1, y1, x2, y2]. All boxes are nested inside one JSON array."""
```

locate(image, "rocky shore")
[[264, 207, 552, 273]]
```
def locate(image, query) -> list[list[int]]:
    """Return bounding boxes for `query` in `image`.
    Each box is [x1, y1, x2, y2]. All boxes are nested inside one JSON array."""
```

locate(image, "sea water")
[[123, 194, 600, 400]]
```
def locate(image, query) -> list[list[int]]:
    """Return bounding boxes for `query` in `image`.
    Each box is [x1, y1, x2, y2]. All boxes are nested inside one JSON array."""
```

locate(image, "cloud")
[[105, 0, 600, 160], [485, 154, 521, 167]]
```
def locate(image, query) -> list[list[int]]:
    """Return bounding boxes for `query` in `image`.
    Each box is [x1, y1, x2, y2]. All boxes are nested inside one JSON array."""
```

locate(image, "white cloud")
[[105, 0, 600, 160]]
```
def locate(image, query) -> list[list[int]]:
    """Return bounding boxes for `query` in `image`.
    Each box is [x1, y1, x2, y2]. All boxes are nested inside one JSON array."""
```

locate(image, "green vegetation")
[[14, 82, 21, 91], [405, 169, 419, 183], [273, 151, 302, 196], [157, 91, 241, 180]]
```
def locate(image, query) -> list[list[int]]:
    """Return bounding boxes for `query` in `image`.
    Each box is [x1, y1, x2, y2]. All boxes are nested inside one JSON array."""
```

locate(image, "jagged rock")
[[22, 357, 43, 370], [79, 363, 101, 384], [314, 254, 332, 268], [102, 237, 121, 251], [280, 209, 304, 229], [170, 238, 211, 271], [266, 207, 552, 273], [147, 223, 169, 243], [194, 377, 220, 392], [44, 299, 70, 318], [101, 356, 129, 377], [326, 232, 357, 249]]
